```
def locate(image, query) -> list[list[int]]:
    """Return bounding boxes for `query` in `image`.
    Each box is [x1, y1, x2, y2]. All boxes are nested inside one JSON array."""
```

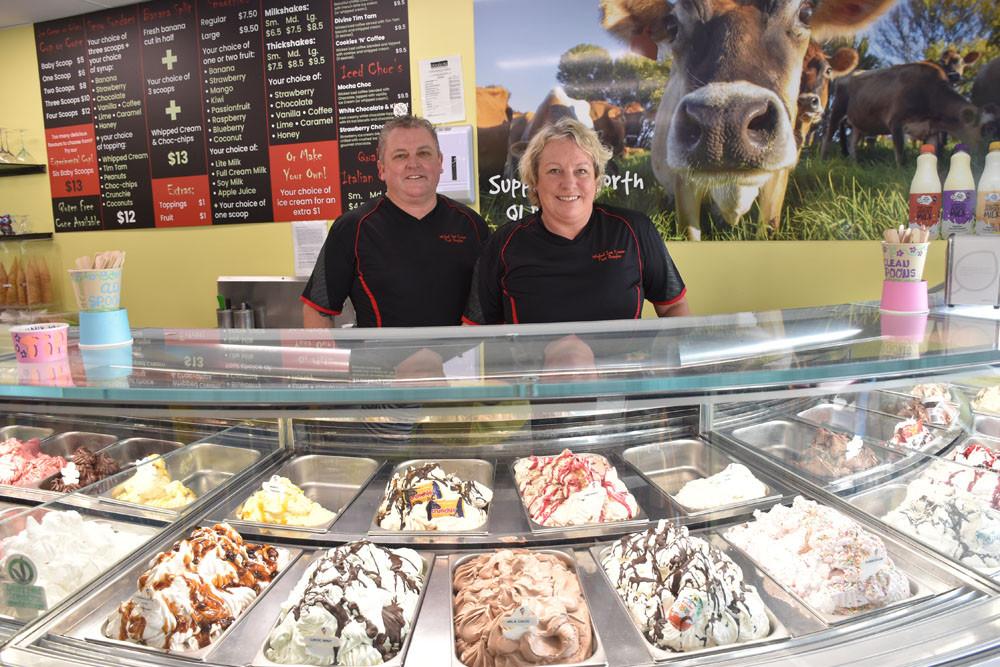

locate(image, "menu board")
[[34, 0, 410, 233]]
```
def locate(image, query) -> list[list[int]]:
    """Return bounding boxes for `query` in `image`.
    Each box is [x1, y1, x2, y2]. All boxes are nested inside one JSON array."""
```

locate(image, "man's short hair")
[[378, 115, 440, 161], [519, 117, 612, 207]]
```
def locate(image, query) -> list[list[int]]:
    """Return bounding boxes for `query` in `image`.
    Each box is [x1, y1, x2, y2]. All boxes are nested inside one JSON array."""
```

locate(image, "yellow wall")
[[0, 1, 941, 328]]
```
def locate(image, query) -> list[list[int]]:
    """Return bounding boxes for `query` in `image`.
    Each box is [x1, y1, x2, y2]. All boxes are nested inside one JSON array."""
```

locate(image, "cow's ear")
[[811, 0, 895, 40], [829, 47, 860, 77], [965, 51, 981, 65], [601, 0, 674, 57]]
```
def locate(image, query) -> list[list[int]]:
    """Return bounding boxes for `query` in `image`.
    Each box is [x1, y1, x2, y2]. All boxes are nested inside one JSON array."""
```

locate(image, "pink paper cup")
[[10, 323, 69, 363]]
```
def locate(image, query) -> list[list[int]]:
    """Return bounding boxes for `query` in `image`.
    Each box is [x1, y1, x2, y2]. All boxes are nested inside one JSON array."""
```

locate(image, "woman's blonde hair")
[[518, 117, 613, 208]]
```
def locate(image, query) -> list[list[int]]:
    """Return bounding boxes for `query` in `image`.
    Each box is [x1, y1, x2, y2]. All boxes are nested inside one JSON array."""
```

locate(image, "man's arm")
[[302, 303, 334, 328], [654, 296, 691, 317]]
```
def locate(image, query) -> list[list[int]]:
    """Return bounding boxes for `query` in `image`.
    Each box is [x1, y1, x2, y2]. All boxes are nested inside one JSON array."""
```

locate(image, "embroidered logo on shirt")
[[440, 234, 467, 244], [592, 249, 626, 262]]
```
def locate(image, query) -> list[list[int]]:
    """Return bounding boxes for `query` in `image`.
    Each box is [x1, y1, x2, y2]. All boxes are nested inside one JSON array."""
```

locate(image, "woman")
[[463, 117, 689, 325]]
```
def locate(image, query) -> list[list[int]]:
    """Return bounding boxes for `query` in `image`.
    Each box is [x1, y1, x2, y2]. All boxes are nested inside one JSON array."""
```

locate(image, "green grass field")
[[478, 139, 970, 241]]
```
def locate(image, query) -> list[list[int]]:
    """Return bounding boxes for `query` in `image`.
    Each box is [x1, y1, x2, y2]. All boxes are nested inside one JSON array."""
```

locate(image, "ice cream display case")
[[4, 303, 1000, 664]]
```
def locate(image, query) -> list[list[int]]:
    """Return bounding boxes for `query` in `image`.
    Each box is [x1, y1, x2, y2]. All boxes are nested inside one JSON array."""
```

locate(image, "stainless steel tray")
[[0, 425, 54, 442], [38, 431, 118, 458], [512, 454, 647, 533], [370, 459, 494, 535], [593, 540, 790, 661], [798, 403, 948, 453], [721, 506, 948, 625], [39, 437, 184, 492], [249, 547, 431, 667], [71, 538, 299, 660], [729, 419, 903, 488], [973, 416, 1000, 439], [230, 454, 379, 534], [622, 439, 781, 516], [100, 442, 261, 514], [839, 390, 963, 429], [848, 482, 1000, 574], [449, 549, 608, 667]]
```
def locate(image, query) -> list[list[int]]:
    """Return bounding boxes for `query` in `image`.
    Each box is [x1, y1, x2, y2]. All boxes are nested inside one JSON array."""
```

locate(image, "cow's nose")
[[947, 71, 961, 85], [674, 95, 782, 168], [798, 93, 821, 113]]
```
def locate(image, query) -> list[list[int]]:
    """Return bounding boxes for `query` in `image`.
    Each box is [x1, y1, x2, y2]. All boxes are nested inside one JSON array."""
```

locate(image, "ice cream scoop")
[[237, 475, 336, 527], [47, 446, 120, 492], [375, 463, 492, 531], [112, 454, 195, 509], [674, 463, 768, 510]]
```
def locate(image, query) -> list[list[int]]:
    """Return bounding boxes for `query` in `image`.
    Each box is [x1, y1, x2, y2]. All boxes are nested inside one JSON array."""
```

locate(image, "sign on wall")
[[34, 0, 410, 233]]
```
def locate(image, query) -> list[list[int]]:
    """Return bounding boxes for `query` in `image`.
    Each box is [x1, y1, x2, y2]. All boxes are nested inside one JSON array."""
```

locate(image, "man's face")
[[377, 127, 443, 205]]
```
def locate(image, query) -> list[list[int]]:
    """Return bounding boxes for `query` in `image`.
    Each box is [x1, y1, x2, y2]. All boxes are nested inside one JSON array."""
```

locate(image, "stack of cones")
[[0, 257, 54, 307], [0, 261, 7, 307]]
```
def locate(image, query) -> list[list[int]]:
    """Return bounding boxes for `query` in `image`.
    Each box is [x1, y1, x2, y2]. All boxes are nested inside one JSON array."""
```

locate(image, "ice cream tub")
[[246, 547, 432, 667], [69, 535, 299, 660], [511, 453, 648, 533], [797, 403, 951, 455], [36, 436, 182, 493], [100, 442, 261, 514], [36, 431, 118, 459], [721, 504, 947, 625], [840, 389, 964, 429], [593, 540, 791, 661], [621, 439, 782, 516], [449, 549, 608, 667], [9, 323, 68, 363], [0, 425, 54, 442], [231, 454, 380, 534], [727, 419, 903, 487], [369, 458, 495, 535], [973, 415, 1000, 439]]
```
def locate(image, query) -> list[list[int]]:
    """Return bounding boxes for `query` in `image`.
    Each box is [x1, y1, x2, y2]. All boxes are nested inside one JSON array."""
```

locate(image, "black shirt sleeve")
[[463, 230, 507, 325], [300, 213, 358, 316], [635, 213, 686, 304]]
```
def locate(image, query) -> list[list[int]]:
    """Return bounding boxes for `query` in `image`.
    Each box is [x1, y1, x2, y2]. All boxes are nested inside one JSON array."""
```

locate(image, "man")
[[301, 115, 489, 329]]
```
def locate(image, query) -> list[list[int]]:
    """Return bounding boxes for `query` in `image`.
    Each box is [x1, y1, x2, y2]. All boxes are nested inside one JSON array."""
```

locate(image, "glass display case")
[[1, 300, 1000, 665]]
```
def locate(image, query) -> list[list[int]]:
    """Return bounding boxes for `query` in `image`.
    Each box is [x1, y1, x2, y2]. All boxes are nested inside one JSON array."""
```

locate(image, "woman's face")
[[535, 138, 598, 229]]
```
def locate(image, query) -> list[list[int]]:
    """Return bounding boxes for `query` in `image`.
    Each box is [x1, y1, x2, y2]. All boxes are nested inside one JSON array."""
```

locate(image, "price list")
[[34, 0, 411, 233], [333, 0, 410, 210]]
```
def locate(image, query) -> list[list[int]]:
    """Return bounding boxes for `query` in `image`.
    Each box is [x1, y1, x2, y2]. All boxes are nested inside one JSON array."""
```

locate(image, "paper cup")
[[882, 242, 929, 282], [68, 268, 122, 312], [10, 323, 69, 363]]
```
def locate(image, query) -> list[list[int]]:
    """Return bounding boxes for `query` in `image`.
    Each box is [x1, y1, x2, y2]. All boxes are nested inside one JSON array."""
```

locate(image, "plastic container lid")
[[954, 143, 969, 153], [920, 144, 936, 154], [991, 141, 1000, 152]]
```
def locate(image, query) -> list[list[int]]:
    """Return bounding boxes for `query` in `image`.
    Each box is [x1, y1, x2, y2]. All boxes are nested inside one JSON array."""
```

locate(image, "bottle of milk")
[[942, 143, 976, 236], [976, 142, 1000, 235], [909, 144, 941, 239]]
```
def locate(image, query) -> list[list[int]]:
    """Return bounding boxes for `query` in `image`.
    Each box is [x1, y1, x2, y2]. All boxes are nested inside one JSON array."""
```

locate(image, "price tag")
[[6, 555, 36, 586], [303, 628, 340, 659], [501, 606, 538, 640], [3, 583, 46, 611], [859, 554, 886, 581], [263, 475, 286, 496], [845, 436, 864, 460], [132, 591, 159, 615], [575, 482, 604, 503]]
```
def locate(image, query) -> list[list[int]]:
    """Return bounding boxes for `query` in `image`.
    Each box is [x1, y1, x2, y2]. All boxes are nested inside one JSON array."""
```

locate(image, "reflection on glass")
[[0, 129, 13, 163], [14, 129, 32, 163]]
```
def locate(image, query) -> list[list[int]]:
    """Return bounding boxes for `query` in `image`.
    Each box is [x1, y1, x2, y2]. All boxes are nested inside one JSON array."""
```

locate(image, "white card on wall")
[[419, 55, 465, 124]]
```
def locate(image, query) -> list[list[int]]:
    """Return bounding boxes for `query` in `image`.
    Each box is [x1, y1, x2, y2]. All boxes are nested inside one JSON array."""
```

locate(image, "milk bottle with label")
[[909, 144, 941, 239], [976, 142, 1000, 235], [942, 143, 976, 236]]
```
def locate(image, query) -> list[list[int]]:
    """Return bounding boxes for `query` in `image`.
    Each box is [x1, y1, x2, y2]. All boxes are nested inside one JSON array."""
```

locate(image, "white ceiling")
[[0, 0, 147, 30]]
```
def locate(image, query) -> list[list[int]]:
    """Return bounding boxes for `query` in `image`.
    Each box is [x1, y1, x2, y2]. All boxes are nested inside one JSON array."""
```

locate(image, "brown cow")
[[972, 59, 1000, 143], [589, 100, 626, 157], [624, 101, 645, 146], [476, 86, 514, 182], [820, 63, 984, 166], [935, 49, 980, 87], [797, 44, 859, 148], [600, 0, 894, 240], [506, 86, 594, 178]]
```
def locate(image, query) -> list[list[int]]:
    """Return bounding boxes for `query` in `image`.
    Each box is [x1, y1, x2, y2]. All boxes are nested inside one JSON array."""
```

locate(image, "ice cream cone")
[[16, 264, 26, 305], [6, 258, 19, 305], [0, 261, 8, 306], [38, 258, 51, 304], [26, 259, 39, 305]]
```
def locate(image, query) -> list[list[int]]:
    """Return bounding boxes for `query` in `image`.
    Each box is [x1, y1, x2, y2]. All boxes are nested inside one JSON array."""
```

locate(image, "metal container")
[[68, 539, 299, 661], [38, 431, 118, 459], [974, 416, 1000, 439], [594, 542, 791, 661], [0, 425, 53, 442], [721, 509, 948, 625], [729, 419, 902, 486], [622, 439, 781, 516], [38, 437, 185, 493], [797, 403, 947, 453], [230, 455, 380, 533], [847, 483, 1000, 575], [511, 454, 647, 533], [370, 459, 495, 535], [448, 549, 608, 667], [102, 442, 261, 513], [248, 548, 431, 667], [841, 390, 962, 429]]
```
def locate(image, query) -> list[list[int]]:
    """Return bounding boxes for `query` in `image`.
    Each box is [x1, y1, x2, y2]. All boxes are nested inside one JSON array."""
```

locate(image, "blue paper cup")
[[79, 309, 132, 348], [81, 342, 133, 381], [68, 268, 122, 312]]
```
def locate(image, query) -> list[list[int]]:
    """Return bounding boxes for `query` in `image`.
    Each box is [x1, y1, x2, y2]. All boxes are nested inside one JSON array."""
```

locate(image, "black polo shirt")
[[302, 195, 489, 328], [463, 204, 685, 324]]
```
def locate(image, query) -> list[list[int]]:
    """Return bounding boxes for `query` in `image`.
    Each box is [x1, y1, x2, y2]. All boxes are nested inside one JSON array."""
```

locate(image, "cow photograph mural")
[[473, 0, 1000, 240]]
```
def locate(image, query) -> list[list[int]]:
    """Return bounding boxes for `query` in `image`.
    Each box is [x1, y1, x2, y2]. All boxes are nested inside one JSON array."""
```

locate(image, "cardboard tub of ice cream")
[[369, 458, 496, 535], [245, 543, 431, 667], [592, 530, 794, 661], [60, 524, 299, 660], [449, 548, 608, 667], [511, 450, 648, 533], [229, 454, 381, 534]]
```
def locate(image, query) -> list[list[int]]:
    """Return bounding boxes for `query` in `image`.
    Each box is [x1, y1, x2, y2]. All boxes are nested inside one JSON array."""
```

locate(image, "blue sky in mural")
[[473, 0, 631, 113]]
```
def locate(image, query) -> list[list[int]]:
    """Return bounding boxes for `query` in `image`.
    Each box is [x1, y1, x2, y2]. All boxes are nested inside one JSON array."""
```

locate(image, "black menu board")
[[35, 0, 410, 232]]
